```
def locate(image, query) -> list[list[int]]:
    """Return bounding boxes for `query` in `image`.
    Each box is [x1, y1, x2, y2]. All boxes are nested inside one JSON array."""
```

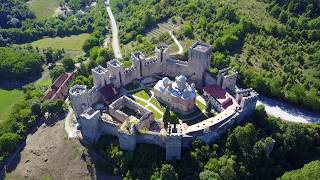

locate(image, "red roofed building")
[[43, 72, 75, 101], [203, 84, 239, 112]]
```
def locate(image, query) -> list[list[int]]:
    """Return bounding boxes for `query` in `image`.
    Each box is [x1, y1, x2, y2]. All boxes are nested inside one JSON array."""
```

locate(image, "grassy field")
[[0, 89, 24, 122], [133, 90, 150, 100], [147, 106, 162, 120], [29, 34, 90, 57], [28, 0, 60, 19]]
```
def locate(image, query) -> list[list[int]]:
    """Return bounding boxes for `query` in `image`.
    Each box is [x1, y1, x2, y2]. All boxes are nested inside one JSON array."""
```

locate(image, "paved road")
[[106, 0, 122, 59], [257, 96, 320, 124]]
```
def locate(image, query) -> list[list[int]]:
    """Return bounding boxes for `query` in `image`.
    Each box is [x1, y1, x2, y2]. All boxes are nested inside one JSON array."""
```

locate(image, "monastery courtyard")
[[123, 78, 215, 126]]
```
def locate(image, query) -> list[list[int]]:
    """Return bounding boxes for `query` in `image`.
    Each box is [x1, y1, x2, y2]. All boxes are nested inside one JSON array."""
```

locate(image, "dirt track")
[[6, 121, 93, 180]]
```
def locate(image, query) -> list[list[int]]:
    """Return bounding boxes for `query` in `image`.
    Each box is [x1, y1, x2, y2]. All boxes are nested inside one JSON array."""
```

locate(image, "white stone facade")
[[153, 75, 196, 115]]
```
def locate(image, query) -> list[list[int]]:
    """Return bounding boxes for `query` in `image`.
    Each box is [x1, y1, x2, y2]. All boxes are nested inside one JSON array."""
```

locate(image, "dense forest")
[[0, 0, 108, 46], [280, 160, 320, 180], [92, 106, 320, 179], [111, 0, 320, 113], [0, 0, 35, 28], [0, 47, 43, 80]]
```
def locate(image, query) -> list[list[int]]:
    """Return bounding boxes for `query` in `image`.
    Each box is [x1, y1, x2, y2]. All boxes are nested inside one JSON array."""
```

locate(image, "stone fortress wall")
[[69, 41, 259, 160]]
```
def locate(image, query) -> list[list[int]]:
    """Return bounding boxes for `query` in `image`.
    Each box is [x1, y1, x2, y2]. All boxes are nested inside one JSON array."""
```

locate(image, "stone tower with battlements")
[[131, 51, 145, 79], [92, 66, 109, 88], [166, 123, 182, 160], [107, 60, 123, 88], [79, 108, 101, 143], [69, 85, 90, 118], [155, 43, 169, 64], [217, 68, 238, 92], [236, 88, 259, 120], [188, 42, 212, 87]]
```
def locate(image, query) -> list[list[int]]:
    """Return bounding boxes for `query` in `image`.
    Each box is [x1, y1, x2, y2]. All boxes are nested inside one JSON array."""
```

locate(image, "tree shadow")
[[0, 73, 42, 90]]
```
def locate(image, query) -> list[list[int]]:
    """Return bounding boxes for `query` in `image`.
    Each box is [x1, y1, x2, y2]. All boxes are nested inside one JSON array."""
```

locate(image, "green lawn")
[[28, 33, 90, 57], [150, 98, 166, 112], [28, 0, 60, 19], [36, 79, 52, 88], [147, 106, 162, 120], [0, 89, 24, 122], [196, 99, 206, 112], [133, 90, 150, 100]]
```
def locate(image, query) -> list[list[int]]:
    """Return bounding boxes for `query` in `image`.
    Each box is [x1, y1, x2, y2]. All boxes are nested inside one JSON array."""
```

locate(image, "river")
[[257, 96, 320, 124]]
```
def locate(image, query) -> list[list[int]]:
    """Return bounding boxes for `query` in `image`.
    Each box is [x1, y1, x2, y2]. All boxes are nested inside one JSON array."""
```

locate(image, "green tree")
[[183, 22, 193, 37], [50, 66, 66, 80], [160, 164, 178, 180], [62, 57, 75, 72], [280, 160, 320, 180], [42, 100, 65, 116], [199, 170, 219, 180], [0, 132, 21, 155]]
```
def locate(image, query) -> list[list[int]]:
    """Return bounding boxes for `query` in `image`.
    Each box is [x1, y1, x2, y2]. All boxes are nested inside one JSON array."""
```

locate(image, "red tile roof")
[[203, 84, 228, 103], [203, 84, 239, 110], [52, 73, 68, 90], [43, 72, 75, 101]]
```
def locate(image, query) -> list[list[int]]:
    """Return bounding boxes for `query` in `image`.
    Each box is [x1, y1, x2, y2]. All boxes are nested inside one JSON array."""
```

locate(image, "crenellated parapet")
[[166, 123, 183, 160], [217, 68, 238, 92], [69, 85, 90, 118], [236, 88, 259, 119], [92, 66, 109, 88]]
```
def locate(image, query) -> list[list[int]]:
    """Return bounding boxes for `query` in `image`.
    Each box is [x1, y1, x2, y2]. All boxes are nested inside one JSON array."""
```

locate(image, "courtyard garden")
[[128, 88, 211, 125]]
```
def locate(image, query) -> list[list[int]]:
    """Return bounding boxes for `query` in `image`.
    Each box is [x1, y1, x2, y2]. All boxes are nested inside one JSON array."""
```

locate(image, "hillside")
[[280, 160, 320, 180], [111, 0, 320, 113]]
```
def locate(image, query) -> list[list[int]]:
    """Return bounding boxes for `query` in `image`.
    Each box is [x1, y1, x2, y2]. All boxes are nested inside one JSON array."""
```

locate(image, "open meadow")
[[0, 89, 23, 123], [28, 0, 60, 18], [29, 33, 90, 57]]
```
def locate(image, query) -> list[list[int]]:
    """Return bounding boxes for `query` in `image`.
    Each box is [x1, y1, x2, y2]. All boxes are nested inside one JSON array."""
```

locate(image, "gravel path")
[[169, 31, 183, 55]]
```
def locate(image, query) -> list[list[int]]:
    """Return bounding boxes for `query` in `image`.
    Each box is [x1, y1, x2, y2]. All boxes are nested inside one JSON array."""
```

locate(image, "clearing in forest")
[[28, 33, 90, 57], [28, 0, 60, 19], [0, 89, 23, 123]]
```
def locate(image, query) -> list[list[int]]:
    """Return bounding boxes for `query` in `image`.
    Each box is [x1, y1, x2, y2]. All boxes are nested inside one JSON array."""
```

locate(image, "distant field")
[[29, 34, 90, 57], [28, 0, 60, 19], [0, 89, 23, 122]]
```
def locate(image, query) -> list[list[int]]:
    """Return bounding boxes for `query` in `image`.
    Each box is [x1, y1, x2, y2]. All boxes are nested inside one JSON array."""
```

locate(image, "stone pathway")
[[132, 95, 164, 115]]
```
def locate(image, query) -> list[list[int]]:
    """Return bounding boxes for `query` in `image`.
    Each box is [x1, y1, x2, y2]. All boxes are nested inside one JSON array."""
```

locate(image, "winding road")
[[169, 31, 184, 55], [105, 0, 122, 59], [257, 96, 320, 124]]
